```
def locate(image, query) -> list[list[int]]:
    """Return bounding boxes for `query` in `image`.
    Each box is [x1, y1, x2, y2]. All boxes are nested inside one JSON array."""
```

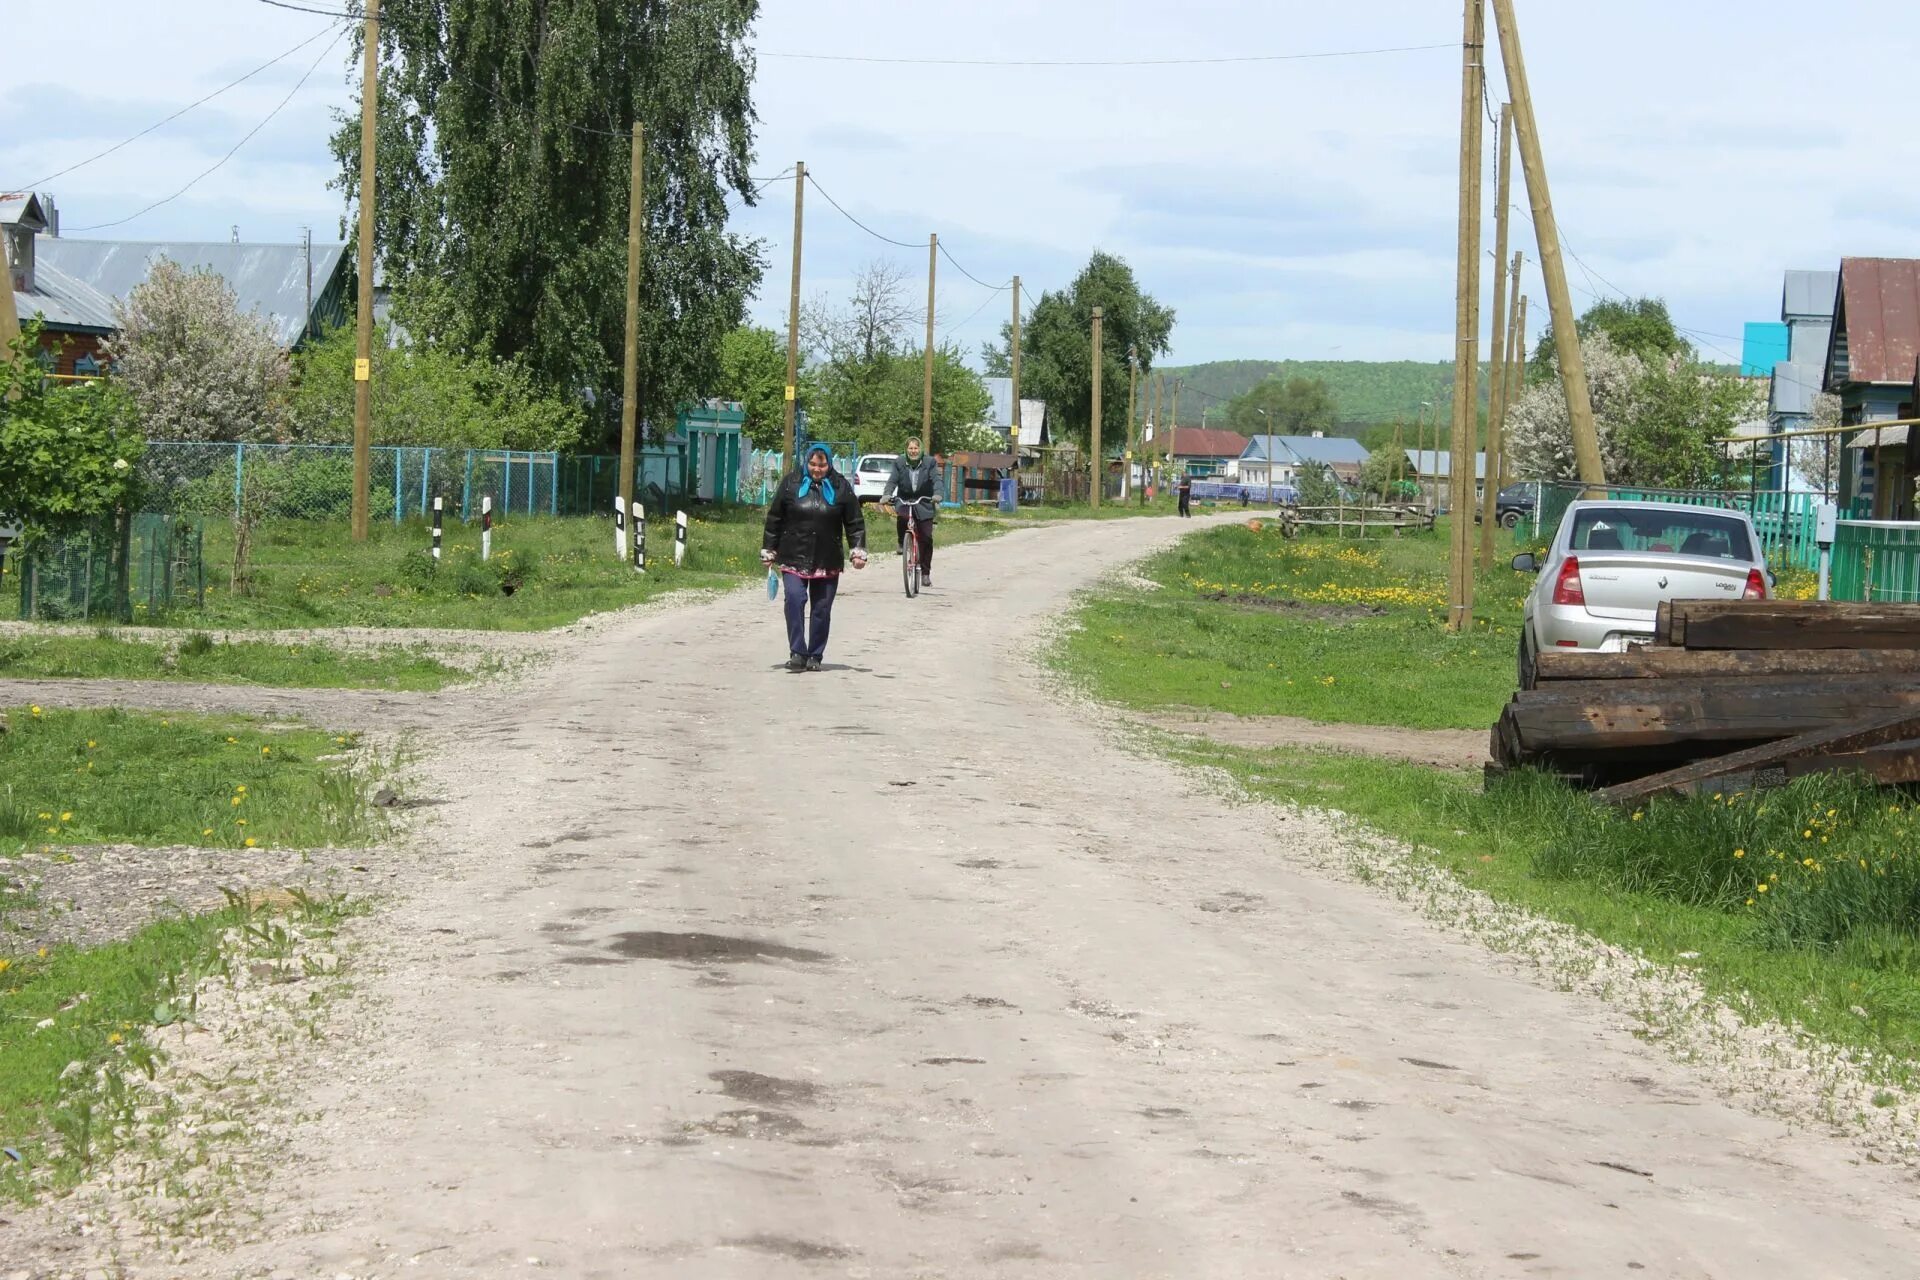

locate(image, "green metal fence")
[[1831, 521, 1920, 603], [1522, 482, 1825, 571], [14, 515, 206, 621]]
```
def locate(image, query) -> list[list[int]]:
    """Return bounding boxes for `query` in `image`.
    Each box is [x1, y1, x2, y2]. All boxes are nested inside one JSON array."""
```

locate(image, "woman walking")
[[762, 444, 867, 671]]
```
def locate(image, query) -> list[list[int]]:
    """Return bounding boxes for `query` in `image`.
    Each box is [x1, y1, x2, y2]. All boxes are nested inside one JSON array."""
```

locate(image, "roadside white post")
[[631, 499, 645, 572], [613, 492, 628, 561], [481, 495, 493, 562], [1816, 500, 1838, 600], [431, 497, 444, 560], [674, 510, 688, 568]]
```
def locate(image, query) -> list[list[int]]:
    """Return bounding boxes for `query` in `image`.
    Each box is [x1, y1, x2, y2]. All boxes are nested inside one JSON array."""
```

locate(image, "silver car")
[[1513, 500, 1770, 688]]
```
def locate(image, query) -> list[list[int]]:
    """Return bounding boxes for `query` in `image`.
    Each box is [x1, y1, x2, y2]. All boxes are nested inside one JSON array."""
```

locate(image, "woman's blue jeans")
[[782, 573, 839, 659]]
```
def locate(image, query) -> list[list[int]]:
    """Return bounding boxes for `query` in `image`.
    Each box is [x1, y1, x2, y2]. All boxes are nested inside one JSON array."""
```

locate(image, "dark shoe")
[[805, 656, 823, 672], [785, 655, 807, 673], [921, 572, 931, 586]]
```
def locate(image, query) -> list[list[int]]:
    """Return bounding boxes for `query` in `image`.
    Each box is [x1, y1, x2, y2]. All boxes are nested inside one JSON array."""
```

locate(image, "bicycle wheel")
[[902, 530, 919, 598]]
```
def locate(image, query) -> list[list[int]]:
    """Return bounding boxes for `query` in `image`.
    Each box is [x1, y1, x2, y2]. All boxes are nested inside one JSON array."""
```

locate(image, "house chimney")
[[43, 194, 57, 238]]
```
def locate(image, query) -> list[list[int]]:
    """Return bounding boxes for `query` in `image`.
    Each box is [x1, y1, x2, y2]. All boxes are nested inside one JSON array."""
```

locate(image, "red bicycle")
[[886, 499, 932, 598]]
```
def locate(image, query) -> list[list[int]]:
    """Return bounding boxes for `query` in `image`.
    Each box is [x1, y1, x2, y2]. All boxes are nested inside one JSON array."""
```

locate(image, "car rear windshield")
[[1568, 509, 1753, 561]]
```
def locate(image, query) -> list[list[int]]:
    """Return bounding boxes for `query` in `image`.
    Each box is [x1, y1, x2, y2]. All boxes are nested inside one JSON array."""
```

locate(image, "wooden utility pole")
[[1089, 306, 1104, 509], [923, 233, 937, 452], [1148, 375, 1163, 499], [617, 122, 645, 532], [0, 224, 20, 359], [1010, 276, 1022, 456], [1505, 293, 1528, 485], [1447, 0, 1485, 632], [1490, 0, 1604, 492], [1478, 105, 1514, 570], [1125, 348, 1138, 500], [782, 161, 806, 468], [349, 0, 381, 542]]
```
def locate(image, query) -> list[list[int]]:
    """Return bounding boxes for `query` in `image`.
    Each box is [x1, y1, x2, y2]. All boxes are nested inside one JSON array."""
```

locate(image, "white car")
[[1513, 500, 1771, 689], [853, 454, 898, 503]]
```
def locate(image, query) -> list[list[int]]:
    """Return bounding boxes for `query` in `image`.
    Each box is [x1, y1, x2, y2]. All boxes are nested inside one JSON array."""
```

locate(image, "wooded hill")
[[1157, 359, 1489, 436]]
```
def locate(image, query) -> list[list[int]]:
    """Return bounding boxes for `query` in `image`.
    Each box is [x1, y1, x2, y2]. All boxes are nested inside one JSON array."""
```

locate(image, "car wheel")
[[1518, 632, 1537, 691], [1500, 509, 1522, 529]]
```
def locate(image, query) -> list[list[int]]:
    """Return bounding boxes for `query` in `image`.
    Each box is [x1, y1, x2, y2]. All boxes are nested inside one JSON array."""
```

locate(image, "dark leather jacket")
[[884, 454, 941, 519], [763, 467, 867, 573]]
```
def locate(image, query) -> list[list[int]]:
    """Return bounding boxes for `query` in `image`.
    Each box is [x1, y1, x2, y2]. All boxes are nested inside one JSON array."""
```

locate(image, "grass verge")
[[1160, 738, 1920, 1077], [0, 632, 474, 690], [0, 709, 379, 858], [1059, 522, 1524, 730], [122, 508, 1004, 631], [0, 888, 360, 1202]]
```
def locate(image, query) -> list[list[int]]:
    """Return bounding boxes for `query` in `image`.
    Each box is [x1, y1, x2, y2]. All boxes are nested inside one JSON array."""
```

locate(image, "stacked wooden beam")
[[1490, 600, 1920, 798]]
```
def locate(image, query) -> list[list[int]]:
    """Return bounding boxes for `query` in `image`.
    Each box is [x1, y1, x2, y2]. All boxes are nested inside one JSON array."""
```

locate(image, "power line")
[[761, 41, 1456, 68], [939, 290, 1003, 342], [7, 20, 348, 192], [937, 240, 1011, 293], [69, 24, 350, 233], [803, 172, 923, 249]]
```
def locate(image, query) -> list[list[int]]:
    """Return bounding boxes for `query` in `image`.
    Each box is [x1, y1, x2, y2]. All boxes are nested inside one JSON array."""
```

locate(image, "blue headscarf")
[[798, 444, 836, 504]]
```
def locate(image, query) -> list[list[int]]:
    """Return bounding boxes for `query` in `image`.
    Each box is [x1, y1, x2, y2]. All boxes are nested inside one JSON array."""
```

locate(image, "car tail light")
[[1551, 556, 1585, 607], [1743, 568, 1768, 600]]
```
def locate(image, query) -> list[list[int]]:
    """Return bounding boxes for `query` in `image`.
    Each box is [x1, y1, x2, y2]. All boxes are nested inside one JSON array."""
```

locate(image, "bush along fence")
[[139, 441, 700, 524]]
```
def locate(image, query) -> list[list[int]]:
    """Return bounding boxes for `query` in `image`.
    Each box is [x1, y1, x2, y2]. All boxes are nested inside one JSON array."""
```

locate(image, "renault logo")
[[1657, 575, 1669, 589]]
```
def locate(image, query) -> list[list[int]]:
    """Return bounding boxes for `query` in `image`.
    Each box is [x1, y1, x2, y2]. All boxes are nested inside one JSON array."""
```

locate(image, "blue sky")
[[7, 1, 1917, 369]]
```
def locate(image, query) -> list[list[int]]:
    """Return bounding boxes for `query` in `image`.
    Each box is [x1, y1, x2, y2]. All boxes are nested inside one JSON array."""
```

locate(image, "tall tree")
[[1225, 376, 1337, 438], [1531, 297, 1689, 380], [982, 252, 1174, 452], [715, 325, 815, 451], [333, 0, 765, 447]]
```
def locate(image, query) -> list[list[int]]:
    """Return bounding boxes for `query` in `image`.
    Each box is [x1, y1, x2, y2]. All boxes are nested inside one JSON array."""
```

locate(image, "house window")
[[74, 354, 100, 378]]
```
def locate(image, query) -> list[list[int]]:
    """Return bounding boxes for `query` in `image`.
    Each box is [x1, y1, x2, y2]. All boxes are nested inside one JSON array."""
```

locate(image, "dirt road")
[[33, 516, 1920, 1278]]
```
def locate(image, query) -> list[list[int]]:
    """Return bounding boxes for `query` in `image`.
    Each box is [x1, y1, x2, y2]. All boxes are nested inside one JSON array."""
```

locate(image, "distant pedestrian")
[[761, 445, 867, 672], [1177, 472, 1193, 518]]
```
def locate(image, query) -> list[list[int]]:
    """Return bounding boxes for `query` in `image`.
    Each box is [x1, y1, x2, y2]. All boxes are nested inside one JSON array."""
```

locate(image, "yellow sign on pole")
[[783, 384, 796, 402], [354, 358, 371, 382]]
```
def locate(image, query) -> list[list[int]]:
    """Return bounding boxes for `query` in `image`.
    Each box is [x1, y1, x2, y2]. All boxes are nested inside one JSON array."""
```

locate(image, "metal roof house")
[[4, 194, 350, 377], [1823, 258, 1920, 514], [1239, 433, 1371, 486]]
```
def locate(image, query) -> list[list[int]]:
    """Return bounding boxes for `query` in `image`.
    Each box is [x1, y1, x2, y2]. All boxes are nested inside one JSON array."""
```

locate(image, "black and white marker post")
[[613, 492, 628, 561], [631, 500, 645, 572], [481, 495, 493, 562], [674, 510, 688, 568], [431, 497, 444, 560]]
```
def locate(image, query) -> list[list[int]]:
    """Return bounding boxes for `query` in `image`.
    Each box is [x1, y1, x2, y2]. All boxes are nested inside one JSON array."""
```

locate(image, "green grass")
[[0, 889, 358, 1201], [970, 494, 1184, 521], [116, 508, 1002, 631], [0, 709, 380, 858], [1059, 522, 1526, 729], [0, 632, 474, 690], [1162, 738, 1920, 1074]]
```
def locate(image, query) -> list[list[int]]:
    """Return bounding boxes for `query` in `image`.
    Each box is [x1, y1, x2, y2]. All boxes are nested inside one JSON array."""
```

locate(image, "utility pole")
[[0, 225, 20, 359], [1490, 0, 1604, 492], [1479, 104, 1514, 571], [1125, 346, 1139, 500], [1010, 276, 1022, 457], [782, 161, 806, 469], [1447, 0, 1485, 632], [1089, 306, 1104, 509], [618, 122, 645, 538], [349, 0, 381, 542], [923, 233, 937, 453], [1505, 293, 1528, 486], [1148, 374, 1163, 501]]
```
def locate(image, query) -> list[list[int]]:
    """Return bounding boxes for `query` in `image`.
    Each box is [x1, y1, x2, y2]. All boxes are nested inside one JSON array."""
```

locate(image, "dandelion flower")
[[29, 705, 40, 716], [1758, 883, 1770, 893], [59, 812, 71, 823], [243, 838, 258, 848], [235, 818, 248, 827], [1733, 849, 1746, 859], [107, 1032, 123, 1045], [261, 746, 271, 756], [231, 796, 243, 807], [1632, 812, 1644, 822], [201, 828, 214, 837]]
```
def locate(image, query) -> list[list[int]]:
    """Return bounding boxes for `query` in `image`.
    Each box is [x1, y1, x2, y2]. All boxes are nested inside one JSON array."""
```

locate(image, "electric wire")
[[68, 24, 351, 233], [7, 20, 348, 192], [803, 171, 924, 249], [760, 42, 1456, 68]]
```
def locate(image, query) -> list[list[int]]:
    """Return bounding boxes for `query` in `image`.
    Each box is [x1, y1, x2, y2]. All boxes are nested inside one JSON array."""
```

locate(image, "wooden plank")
[[1654, 601, 1674, 647], [1534, 647, 1920, 683], [1668, 599, 1920, 651], [1592, 708, 1920, 805], [1505, 677, 1920, 755], [1785, 741, 1920, 785]]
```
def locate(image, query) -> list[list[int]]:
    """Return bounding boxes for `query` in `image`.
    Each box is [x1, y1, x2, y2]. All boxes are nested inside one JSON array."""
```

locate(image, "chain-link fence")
[[1522, 481, 1830, 571], [140, 442, 705, 523], [13, 514, 206, 621]]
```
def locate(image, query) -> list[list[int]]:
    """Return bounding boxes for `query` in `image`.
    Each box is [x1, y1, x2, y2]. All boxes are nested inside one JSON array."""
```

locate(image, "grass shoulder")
[[0, 708, 381, 859], [0, 631, 474, 691]]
